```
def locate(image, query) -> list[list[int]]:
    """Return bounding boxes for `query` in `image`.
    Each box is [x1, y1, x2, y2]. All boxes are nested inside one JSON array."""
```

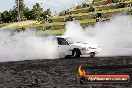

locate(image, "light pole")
[[18, 0, 20, 21]]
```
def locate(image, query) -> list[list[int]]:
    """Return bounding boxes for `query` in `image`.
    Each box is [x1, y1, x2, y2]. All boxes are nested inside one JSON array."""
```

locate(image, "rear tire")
[[90, 52, 95, 58], [72, 49, 81, 58]]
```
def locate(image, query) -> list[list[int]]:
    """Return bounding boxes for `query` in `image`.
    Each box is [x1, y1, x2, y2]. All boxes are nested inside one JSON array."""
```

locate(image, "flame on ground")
[[78, 65, 86, 76]]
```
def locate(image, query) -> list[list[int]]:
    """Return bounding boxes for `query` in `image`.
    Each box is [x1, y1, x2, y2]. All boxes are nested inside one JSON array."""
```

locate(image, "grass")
[[96, 7, 132, 13], [32, 18, 97, 27], [32, 22, 66, 28], [52, 6, 132, 19], [0, 23, 9, 27], [1, 20, 38, 29], [71, 7, 131, 16], [51, 0, 132, 19], [93, 0, 132, 5], [60, 0, 132, 13], [36, 29, 65, 35], [77, 19, 96, 23], [31, 17, 112, 29], [77, 17, 111, 23]]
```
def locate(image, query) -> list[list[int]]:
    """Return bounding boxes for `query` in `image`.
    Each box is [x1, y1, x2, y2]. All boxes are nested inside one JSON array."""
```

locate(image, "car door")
[[57, 38, 72, 57]]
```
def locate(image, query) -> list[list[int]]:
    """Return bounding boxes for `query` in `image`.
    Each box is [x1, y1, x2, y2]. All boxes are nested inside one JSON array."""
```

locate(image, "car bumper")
[[80, 49, 100, 55]]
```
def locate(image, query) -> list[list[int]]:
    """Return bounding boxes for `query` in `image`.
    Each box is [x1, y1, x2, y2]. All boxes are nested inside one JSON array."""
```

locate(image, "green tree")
[[0, 12, 2, 23], [9, 8, 18, 22], [23, 7, 32, 20], [1, 11, 10, 23], [32, 3, 43, 20], [41, 8, 51, 19], [46, 8, 51, 17], [15, 0, 25, 20]]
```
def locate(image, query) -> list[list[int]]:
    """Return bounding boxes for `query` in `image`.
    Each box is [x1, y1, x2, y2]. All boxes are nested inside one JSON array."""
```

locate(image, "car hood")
[[71, 42, 99, 49]]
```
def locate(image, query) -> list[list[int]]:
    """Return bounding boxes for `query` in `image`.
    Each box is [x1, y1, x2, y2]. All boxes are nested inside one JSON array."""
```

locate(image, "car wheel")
[[72, 49, 80, 58], [90, 52, 95, 58]]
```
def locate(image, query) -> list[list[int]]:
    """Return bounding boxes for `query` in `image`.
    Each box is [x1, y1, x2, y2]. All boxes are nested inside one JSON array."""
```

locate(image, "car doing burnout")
[[55, 36, 101, 58]]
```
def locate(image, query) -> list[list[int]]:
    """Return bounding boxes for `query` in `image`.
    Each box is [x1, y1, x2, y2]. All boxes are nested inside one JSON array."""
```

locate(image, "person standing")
[[104, 0, 111, 4]]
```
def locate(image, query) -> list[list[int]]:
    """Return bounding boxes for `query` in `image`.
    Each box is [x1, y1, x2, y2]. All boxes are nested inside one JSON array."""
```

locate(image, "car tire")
[[90, 52, 95, 58], [72, 49, 80, 58]]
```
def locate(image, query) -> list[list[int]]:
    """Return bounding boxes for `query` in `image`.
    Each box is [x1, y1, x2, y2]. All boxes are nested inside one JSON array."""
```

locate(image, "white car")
[[55, 36, 101, 58]]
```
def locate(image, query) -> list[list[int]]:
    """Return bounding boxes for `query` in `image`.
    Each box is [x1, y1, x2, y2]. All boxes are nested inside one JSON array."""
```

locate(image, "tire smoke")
[[64, 15, 132, 56], [0, 30, 59, 62]]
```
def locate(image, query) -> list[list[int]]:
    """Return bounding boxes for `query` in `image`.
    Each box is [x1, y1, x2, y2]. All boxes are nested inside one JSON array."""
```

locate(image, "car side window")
[[57, 38, 69, 45]]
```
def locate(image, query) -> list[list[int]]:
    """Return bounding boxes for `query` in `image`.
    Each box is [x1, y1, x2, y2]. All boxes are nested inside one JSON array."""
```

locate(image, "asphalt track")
[[0, 56, 132, 88]]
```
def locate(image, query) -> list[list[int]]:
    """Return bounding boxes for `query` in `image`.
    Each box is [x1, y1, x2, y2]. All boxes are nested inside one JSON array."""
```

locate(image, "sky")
[[0, 0, 88, 15]]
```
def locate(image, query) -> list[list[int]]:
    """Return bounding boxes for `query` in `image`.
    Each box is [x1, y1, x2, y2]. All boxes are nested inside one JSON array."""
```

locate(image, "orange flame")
[[78, 65, 86, 76]]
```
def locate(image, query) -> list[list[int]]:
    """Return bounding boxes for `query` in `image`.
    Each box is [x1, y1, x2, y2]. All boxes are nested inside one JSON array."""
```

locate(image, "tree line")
[[0, 0, 51, 23]]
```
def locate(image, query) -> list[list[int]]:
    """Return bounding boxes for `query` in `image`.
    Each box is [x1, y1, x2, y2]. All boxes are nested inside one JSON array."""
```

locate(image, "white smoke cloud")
[[0, 30, 59, 62], [64, 15, 132, 56]]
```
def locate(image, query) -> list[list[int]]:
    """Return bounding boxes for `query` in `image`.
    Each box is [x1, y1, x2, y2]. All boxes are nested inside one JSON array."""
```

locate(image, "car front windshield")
[[66, 37, 84, 44]]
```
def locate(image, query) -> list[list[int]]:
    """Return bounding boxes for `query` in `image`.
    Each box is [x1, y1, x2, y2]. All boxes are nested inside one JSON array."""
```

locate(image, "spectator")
[[21, 27, 26, 32], [17, 28, 21, 33], [89, 6, 95, 12], [105, 0, 111, 4], [96, 17, 100, 22], [65, 16, 74, 21]]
